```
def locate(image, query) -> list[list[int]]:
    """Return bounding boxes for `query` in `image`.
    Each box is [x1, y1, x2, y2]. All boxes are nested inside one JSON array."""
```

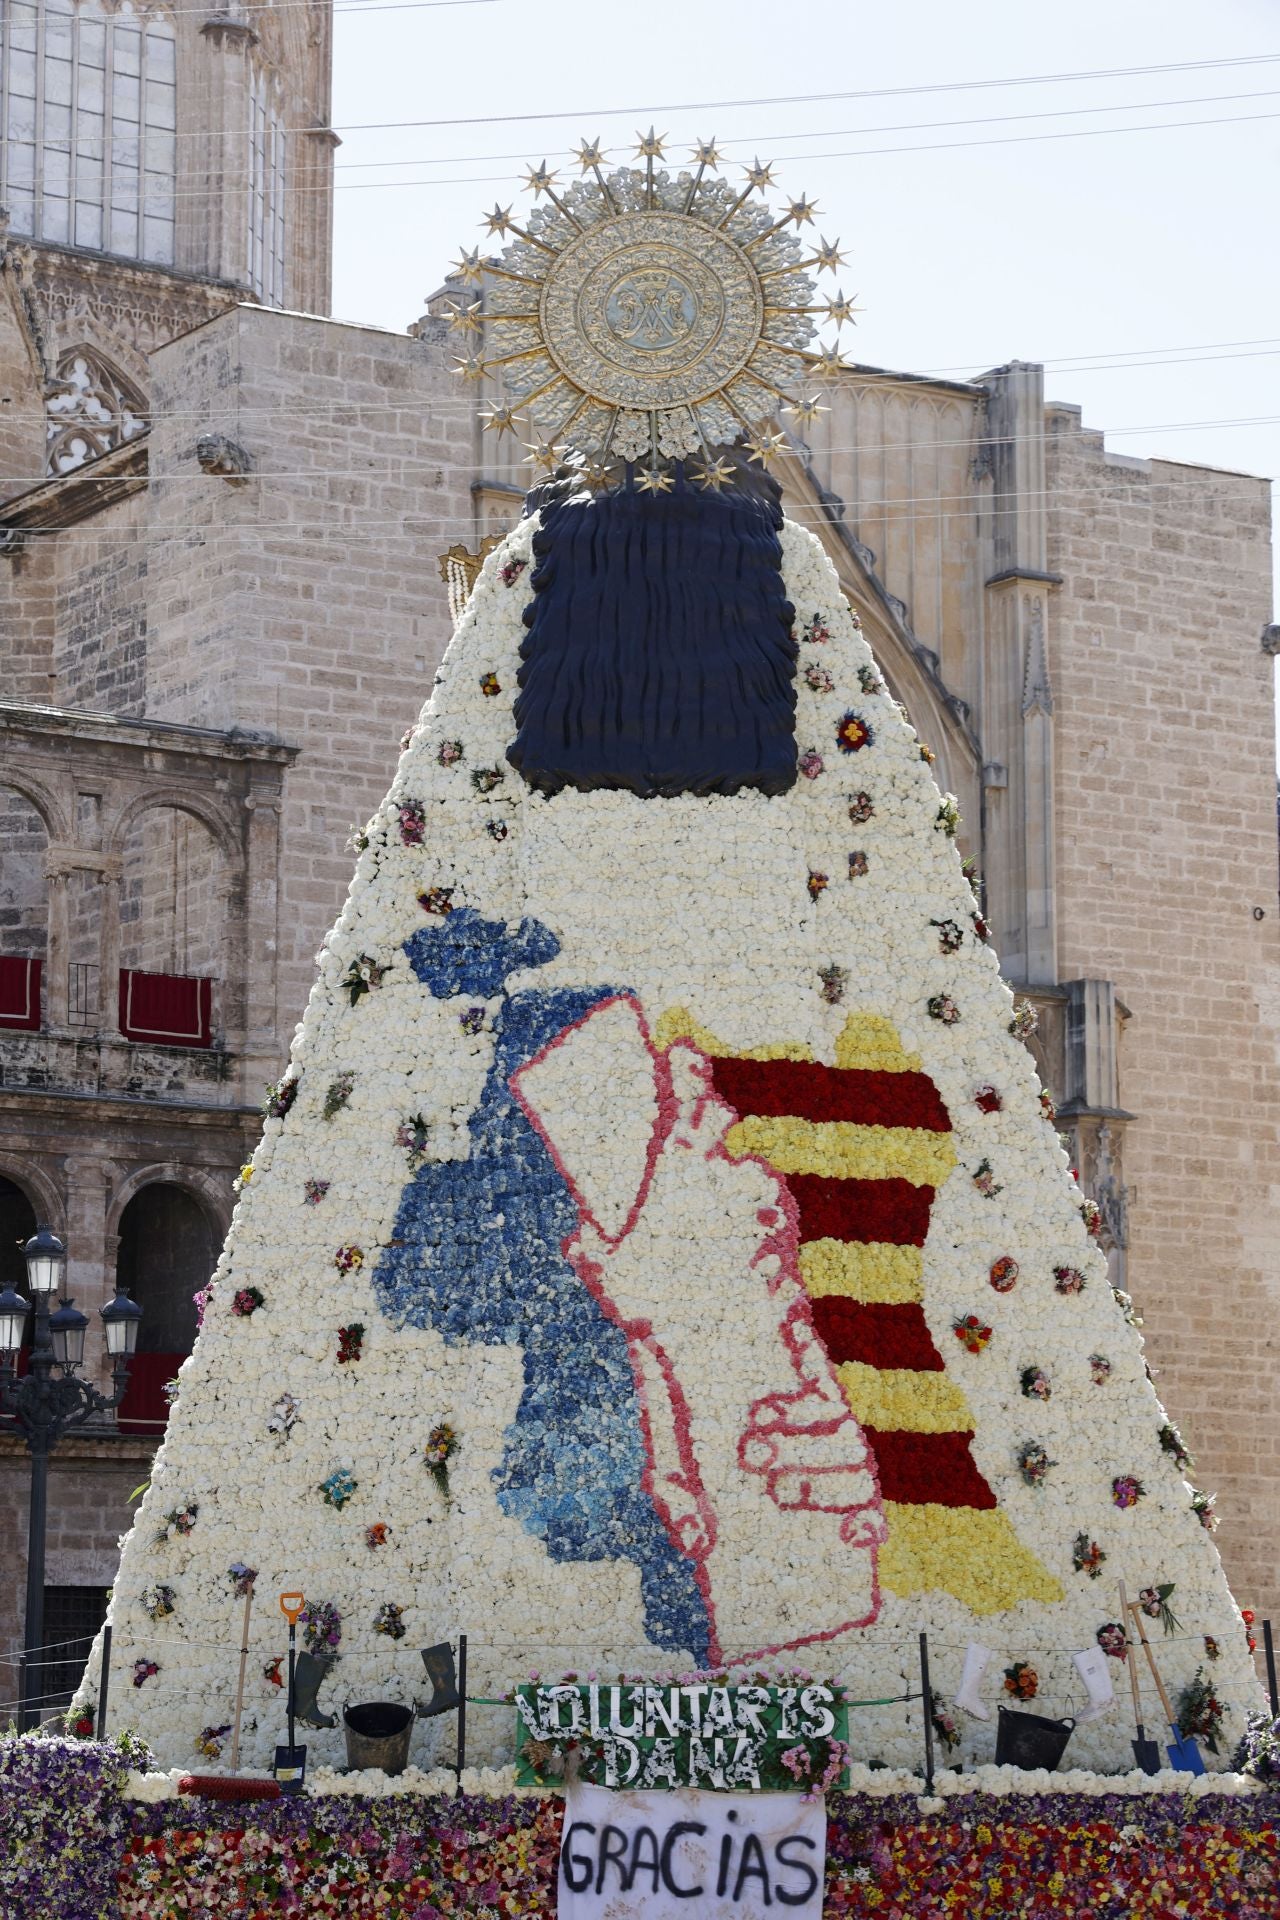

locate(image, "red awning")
[[0, 957, 42, 1031], [118, 970, 213, 1048], [117, 1351, 184, 1436]]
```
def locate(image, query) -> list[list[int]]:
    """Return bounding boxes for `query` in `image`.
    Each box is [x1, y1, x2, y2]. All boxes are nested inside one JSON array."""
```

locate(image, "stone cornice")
[[4, 235, 243, 300], [985, 566, 1065, 589], [0, 1084, 263, 1127], [0, 699, 299, 765], [0, 439, 147, 531], [200, 13, 259, 47]]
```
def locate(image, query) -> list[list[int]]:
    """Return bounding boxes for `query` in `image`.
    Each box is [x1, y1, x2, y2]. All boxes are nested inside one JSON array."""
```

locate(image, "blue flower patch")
[[374, 910, 710, 1660]]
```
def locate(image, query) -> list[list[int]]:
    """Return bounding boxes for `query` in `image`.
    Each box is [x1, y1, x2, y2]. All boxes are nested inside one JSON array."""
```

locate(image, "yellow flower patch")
[[835, 1011, 924, 1074], [835, 1360, 974, 1434], [880, 1504, 1063, 1613], [724, 1114, 955, 1187], [653, 1006, 811, 1061], [799, 1239, 924, 1304]]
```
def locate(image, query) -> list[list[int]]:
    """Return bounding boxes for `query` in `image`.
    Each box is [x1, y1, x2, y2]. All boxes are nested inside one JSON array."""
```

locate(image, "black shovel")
[[1120, 1581, 1160, 1774]]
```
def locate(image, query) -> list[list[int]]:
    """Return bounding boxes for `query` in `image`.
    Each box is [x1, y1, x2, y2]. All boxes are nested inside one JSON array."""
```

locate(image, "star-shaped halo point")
[[786, 394, 828, 428], [826, 289, 861, 327], [484, 203, 514, 237], [446, 300, 484, 334], [523, 161, 557, 197], [636, 466, 675, 494], [814, 236, 845, 272], [696, 456, 735, 491], [451, 247, 484, 284], [810, 345, 850, 379], [523, 437, 560, 471], [744, 157, 775, 192], [635, 126, 667, 160], [744, 428, 786, 468], [575, 138, 604, 171], [691, 137, 721, 169], [746, 429, 787, 468], [482, 404, 518, 436], [788, 196, 819, 227], [451, 354, 487, 384]]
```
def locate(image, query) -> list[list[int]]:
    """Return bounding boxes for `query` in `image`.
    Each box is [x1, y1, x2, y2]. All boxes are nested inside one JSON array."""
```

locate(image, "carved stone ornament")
[[196, 433, 253, 480], [45, 348, 147, 475]]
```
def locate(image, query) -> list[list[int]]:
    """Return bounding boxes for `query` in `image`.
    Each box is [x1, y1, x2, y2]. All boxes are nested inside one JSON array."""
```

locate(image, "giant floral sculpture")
[[77, 148, 1262, 1776]]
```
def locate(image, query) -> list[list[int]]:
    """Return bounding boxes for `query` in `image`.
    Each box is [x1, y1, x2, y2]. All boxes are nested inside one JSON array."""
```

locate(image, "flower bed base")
[[4, 1739, 1280, 1918]]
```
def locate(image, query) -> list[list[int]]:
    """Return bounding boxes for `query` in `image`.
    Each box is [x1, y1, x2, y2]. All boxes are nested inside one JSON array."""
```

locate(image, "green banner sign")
[[514, 1682, 849, 1791]]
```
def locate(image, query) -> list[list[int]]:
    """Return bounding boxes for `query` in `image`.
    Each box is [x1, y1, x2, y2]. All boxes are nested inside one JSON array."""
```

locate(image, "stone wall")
[[0, 789, 49, 958], [1047, 407, 1279, 1620], [118, 807, 229, 980], [0, 1436, 159, 1713], [142, 306, 475, 1037], [52, 499, 148, 713]]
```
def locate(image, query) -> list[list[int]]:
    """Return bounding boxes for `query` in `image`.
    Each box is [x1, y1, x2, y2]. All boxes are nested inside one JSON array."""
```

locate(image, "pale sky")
[[330, 0, 1278, 616]]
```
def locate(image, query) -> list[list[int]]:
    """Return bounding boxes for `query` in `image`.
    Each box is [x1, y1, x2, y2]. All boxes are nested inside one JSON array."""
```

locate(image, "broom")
[[178, 1578, 282, 1801]]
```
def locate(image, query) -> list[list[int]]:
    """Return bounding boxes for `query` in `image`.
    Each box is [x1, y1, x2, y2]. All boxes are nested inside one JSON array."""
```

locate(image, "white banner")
[[557, 1780, 826, 1918]]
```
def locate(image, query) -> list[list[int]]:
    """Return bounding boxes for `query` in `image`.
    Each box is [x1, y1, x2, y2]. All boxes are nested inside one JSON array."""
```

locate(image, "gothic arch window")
[[0, 0, 176, 265], [246, 61, 285, 306], [45, 345, 146, 472]]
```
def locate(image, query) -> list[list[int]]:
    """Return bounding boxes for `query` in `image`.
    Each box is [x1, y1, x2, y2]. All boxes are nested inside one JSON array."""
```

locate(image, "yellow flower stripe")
[[653, 1006, 811, 1061], [835, 1011, 924, 1074], [724, 1115, 956, 1187], [799, 1239, 924, 1304], [880, 1503, 1063, 1612], [835, 1360, 974, 1434]]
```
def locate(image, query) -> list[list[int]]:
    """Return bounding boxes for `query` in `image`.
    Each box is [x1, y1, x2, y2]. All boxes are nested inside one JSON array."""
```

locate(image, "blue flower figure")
[[373, 909, 710, 1660]]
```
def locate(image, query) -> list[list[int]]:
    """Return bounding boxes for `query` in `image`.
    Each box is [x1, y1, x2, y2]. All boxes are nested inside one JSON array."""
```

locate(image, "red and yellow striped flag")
[[657, 1009, 1060, 1614]]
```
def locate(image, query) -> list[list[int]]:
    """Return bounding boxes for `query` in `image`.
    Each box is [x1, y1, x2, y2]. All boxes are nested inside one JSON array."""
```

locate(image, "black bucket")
[[994, 1706, 1075, 1772], [343, 1701, 414, 1775]]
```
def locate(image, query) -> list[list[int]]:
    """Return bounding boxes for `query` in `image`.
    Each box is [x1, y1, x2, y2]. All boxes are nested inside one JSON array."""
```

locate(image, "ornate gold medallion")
[[448, 132, 858, 483], [541, 211, 763, 413]]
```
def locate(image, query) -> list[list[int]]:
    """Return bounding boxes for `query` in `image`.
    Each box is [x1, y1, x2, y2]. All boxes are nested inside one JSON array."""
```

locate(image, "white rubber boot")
[[954, 1641, 994, 1720], [1072, 1644, 1115, 1723]]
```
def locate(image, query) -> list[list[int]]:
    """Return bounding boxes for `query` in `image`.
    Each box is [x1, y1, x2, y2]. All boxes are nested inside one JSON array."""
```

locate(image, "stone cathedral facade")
[[0, 0, 1277, 1715]]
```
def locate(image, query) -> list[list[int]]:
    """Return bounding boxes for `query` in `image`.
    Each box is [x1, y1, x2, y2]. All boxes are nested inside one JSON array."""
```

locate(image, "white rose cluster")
[[76, 511, 1262, 1786]]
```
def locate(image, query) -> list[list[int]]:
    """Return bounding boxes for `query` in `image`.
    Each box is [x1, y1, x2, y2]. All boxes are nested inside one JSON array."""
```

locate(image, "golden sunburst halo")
[[447, 138, 853, 482]]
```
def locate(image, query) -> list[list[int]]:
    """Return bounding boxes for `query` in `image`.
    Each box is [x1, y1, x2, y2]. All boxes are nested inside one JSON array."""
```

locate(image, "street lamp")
[[0, 1228, 142, 1730]]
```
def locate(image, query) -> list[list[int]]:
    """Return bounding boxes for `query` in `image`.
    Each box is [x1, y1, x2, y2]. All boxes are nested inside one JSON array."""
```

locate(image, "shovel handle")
[[1127, 1599, 1177, 1723], [1118, 1582, 1144, 1726]]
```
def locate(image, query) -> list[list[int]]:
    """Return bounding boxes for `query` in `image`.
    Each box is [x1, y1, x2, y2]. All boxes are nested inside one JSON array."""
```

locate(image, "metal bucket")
[[994, 1706, 1075, 1772], [343, 1701, 414, 1775]]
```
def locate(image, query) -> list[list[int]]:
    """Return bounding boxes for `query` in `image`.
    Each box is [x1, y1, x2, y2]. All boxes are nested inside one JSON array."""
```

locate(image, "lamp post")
[[0, 1227, 142, 1731]]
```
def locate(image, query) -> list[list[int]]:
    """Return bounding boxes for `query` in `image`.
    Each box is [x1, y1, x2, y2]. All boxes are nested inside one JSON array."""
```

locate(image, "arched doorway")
[[0, 1175, 38, 1294], [0, 789, 50, 1031], [0, 1176, 39, 1369], [115, 1183, 214, 1436]]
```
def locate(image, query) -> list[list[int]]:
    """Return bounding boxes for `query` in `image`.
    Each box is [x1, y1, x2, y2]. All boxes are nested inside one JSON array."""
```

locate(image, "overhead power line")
[[319, 106, 1280, 193], [321, 51, 1280, 137], [56, 93, 1272, 205], [95, 49, 1280, 143], [12, 407, 1280, 488], [328, 85, 1280, 171], [5, 470, 1274, 543], [45, 339, 1278, 426], [31, 85, 1280, 194]]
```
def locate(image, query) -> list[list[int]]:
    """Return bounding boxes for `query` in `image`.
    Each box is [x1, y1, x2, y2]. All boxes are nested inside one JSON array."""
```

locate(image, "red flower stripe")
[[862, 1428, 998, 1509], [709, 1057, 951, 1131], [786, 1174, 936, 1246], [705, 1045, 1000, 1520], [810, 1298, 945, 1372]]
